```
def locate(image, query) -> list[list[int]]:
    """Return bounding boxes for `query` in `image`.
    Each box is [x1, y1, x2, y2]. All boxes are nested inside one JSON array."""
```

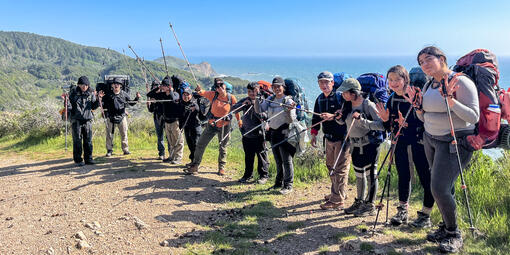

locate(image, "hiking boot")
[[163, 157, 173, 163], [320, 201, 343, 211], [279, 186, 293, 195], [218, 169, 226, 176], [390, 204, 408, 226], [439, 229, 463, 253], [85, 160, 96, 165], [257, 177, 268, 184], [106, 151, 113, 157], [183, 164, 198, 175], [123, 150, 131, 155], [75, 161, 85, 167], [344, 199, 363, 214], [185, 162, 193, 168], [354, 202, 376, 217], [170, 160, 182, 165], [410, 211, 432, 228], [324, 194, 331, 201], [427, 222, 448, 243], [238, 177, 251, 183]]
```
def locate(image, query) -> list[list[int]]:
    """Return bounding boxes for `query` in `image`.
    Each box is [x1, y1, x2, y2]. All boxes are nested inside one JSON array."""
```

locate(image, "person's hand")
[[334, 109, 343, 120], [195, 84, 202, 92], [190, 106, 196, 112], [311, 135, 317, 148], [442, 74, 460, 107], [403, 86, 422, 109], [396, 110, 408, 128], [93, 91, 97, 97], [136, 92, 141, 98], [238, 120, 243, 128], [352, 111, 361, 119], [98, 90, 104, 98], [375, 102, 389, 122], [320, 112, 335, 121], [243, 99, 252, 105]]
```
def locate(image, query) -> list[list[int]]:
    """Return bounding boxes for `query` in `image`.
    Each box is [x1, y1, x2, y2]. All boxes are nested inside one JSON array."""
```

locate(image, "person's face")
[[272, 84, 284, 96], [160, 85, 169, 92], [247, 88, 258, 99], [419, 53, 443, 76], [215, 83, 226, 94], [387, 72, 405, 95], [341, 91, 355, 101], [112, 83, 122, 93], [318, 79, 333, 95], [78, 84, 88, 92], [182, 92, 192, 102]]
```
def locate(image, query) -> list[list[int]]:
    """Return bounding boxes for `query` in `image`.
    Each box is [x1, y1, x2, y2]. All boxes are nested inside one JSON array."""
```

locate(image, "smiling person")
[[311, 71, 350, 210], [407, 46, 479, 253], [375, 65, 434, 228]]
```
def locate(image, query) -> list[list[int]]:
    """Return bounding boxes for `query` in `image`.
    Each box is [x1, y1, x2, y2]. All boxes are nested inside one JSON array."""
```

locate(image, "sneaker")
[[184, 164, 198, 175], [170, 160, 182, 165], [257, 177, 268, 184], [85, 160, 96, 165], [279, 187, 293, 195], [439, 229, 463, 253], [106, 151, 113, 157], [238, 177, 251, 183], [324, 194, 331, 201], [267, 184, 283, 191], [390, 204, 408, 226], [163, 157, 173, 163], [75, 162, 85, 167], [427, 222, 448, 243], [123, 151, 131, 155], [320, 201, 343, 211], [354, 202, 376, 217], [218, 169, 226, 176], [410, 211, 432, 228], [158, 155, 165, 160], [344, 199, 363, 215]]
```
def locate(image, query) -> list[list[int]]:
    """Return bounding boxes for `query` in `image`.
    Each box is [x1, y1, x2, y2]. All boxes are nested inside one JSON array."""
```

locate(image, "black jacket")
[[147, 88, 180, 123], [232, 97, 264, 139], [67, 86, 99, 122], [383, 93, 424, 144], [147, 86, 164, 116], [179, 99, 200, 129], [102, 90, 138, 123], [311, 91, 347, 142]]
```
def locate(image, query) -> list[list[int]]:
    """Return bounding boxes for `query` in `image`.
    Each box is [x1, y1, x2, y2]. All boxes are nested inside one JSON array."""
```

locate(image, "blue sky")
[[1, 0, 509, 59]]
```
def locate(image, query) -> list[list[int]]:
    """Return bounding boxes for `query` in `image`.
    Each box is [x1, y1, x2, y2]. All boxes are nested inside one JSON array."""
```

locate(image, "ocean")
[[192, 56, 510, 101]]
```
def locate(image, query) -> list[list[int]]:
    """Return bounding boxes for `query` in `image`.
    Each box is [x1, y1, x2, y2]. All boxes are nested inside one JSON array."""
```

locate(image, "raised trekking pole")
[[128, 45, 161, 84], [63, 91, 69, 151], [169, 22, 199, 86], [159, 38, 170, 77], [264, 117, 328, 152], [441, 77, 476, 234], [262, 98, 321, 116], [213, 104, 246, 124], [332, 118, 357, 170], [137, 57, 151, 109], [242, 109, 286, 137], [371, 106, 414, 233]]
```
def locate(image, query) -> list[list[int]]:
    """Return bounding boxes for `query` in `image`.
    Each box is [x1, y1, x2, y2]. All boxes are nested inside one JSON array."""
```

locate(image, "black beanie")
[[77, 76, 90, 86], [161, 76, 171, 86]]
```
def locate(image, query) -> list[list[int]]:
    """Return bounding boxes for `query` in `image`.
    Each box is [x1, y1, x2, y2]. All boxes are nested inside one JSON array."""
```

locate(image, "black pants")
[[242, 136, 269, 179], [71, 120, 93, 163], [394, 140, 434, 208], [184, 125, 202, 161]]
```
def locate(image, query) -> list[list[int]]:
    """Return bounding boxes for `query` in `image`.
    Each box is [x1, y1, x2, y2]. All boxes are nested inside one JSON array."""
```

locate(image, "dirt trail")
[[0, 155, 439, 254]]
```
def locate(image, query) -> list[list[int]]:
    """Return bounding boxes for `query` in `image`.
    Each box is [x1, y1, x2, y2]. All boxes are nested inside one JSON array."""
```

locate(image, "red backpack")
[[453, 49, 505, 150]]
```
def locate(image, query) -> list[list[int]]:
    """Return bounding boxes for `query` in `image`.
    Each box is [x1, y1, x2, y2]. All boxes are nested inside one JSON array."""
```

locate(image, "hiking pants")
[[106, 116, 129, 153], [351, 143, 380, 203], [271, 142, 294, 188], [71, 120, 93, 163], [394, 140, 434, 208], [164, 121, 184, 162], [326, 139, 351, 204], [153, 114, 169, 157], [192, 123, 231, 170], [424, 132, 473, 231], [184, 125, 202, 162], [242, 136, 269, 179]]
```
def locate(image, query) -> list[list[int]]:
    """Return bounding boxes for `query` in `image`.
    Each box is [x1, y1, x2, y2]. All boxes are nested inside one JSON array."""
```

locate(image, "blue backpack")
[[357, 73, 389, 104], [171, 75, 190, 97], [284, 78, 310, 123], [333, 72, 352, 91]]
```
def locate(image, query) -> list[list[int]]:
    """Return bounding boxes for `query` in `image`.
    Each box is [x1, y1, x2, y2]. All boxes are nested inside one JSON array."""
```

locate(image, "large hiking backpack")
[[96, 75, 130, 95], [409, 67, 431, 89], [171, 75, 191, 97], [333, 72, 352, 91], [357, 73, 389, 104], [452, 49, 504, 150], [195, 93, 210, 122], [284, 78, 310, 123], [257, 80, 273, 97]]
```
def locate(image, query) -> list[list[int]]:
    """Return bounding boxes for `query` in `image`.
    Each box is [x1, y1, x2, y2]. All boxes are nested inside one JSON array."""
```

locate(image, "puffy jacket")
[[103, 91, 138, 123], [67, 86, 99, 122], [311, 91, 347, 142]]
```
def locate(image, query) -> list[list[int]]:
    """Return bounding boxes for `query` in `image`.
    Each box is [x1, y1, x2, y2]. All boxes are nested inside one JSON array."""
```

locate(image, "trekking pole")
[[64, 92, 68, 151], [169, 22, 199, 86], [441, 78, 476, 234], [213, 104, 246, 124], [242, 109, 286, 137], [137, 57, 151, 109], [262, 98, 321, 116], [332, 118, 357, 170], [371, 106, 414, 233], [159, 38, 170, 77], [220, 105, 254, 145], [128, 45, 161, 84], [172, 110, 192, 148], [264, 118, 328, 152]]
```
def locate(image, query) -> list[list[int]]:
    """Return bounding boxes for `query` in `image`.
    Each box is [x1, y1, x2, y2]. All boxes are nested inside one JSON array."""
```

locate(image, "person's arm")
[[127, 92, 140, 106], [311, 97, 321, 136], [231, 96, 242, 124], [147, 86, 160, 98], [449, 76, 480, 124], [91, 91, 99, 110], [254, 96, 269, 113], [358, 101, 386, 131], [284, 98, 297, 123]]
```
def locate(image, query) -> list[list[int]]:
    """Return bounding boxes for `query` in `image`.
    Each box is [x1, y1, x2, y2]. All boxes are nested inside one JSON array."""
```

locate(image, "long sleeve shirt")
[[255, 96, 296, 130], [196, 90, 240, 128], [336, 98, 385, 139], [147, 88, 180, 123], [67, 87, 99, 122], [233, 97, 264, 138], [102, 90, 138, 122], [311, 91, 347, 142]]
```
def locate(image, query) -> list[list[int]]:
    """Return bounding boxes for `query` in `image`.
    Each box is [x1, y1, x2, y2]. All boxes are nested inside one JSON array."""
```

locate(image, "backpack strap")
[[318, 93, 325, 113]]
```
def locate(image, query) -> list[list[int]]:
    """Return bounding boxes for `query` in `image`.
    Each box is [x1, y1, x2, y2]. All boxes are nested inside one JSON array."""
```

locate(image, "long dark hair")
[[417, 46, 448, 66], [386, 65, 410, 87]]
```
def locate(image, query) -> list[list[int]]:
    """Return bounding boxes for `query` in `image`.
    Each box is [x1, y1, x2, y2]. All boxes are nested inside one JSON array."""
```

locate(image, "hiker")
[[375, 65, 434, 228], [146, 76, 182, 164], [406, 46, 479, 253], [335, 78, 385, 216], [179, 87, 202, 167], [184, 78, 241, 176], [67, 76, 99, 166], [98, 77, 140, 157], [310, 71, 351, 210], [147, 80, 169, 160], [255, 76, 297, 195], [233, 82, 269, 184]]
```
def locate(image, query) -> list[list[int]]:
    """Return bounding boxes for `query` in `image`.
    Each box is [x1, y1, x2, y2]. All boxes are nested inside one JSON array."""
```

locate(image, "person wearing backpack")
[[255, 76, 297, 195], [147, 80, 169, 160], [375, 65, 434, 228], [310, 71, 350, 210], [405, 46, 479, 253], [179, 87, 202, 167], [67, 76, 100, 166], [147, 76, 182, 164], [184, 78, 241, 176], [98, 78, 140, 157], [335, 78, 385, 217], [233, 82, 269, 184]]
